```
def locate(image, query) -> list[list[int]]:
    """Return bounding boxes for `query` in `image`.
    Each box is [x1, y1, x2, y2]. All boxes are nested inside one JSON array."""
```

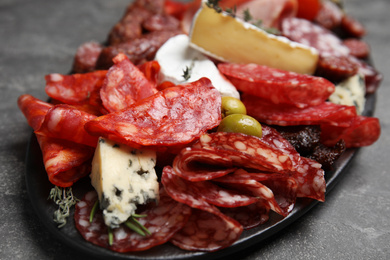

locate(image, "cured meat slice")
[[242, 94, 357, 127], [85, 77, 221, 151], [214, 171, 297, 217], [137, 60, 161, 86], [35, 104, 98, 147], [320, 116, 381, 148], [218, 63, 335, 108], [100, 53, 158, 113], [281, 17, 350, 57], [355, 59, 383, 95], [96, 29, 182, 69], [162, 166, 257, 208], [173, 148, 236, 181], [314, 0, 343, 29], [190, 132, 296, 174], [17, 94, 53, 130], [315, 55, 359, 83], [162, 167, 243, 252], [72, 41, 103, 73], [343, 39, 370, 59], [219, 202, 270, 229], [74, 187, 192, 252], [45, 70, 107, 115], [340, 14, 366, 38], [170, 208, 242, 252], [233, 0, 298, 29], [290, 157, 325, 201], [37, 135, 94, 187], [18, 95, 94, 187]]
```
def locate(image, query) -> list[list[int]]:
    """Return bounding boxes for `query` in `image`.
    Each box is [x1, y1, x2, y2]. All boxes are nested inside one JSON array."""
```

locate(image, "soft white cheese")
[[154, 34, 240, 99], [90, 137, 159, 228], [329, 73, 366, 115]]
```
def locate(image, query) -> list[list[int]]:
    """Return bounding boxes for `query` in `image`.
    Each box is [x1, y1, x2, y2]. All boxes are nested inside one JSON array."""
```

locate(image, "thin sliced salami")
[[162, 167, 243, 252], [85, 77, 221, 151], [72, 41, 103, 73], [17, 94, 53, 130], [321, 115, 381, 148], [45, 70, 107, 115], [35, 104, 98, 147], [242, 93, 357, 127], [74, 187, 192, 252], [281, 17, 349, 57], [218, 63, 335, 108], [36, 135, 93, 187], [100, 53, 158, 113], [190, 132, 295, 173], [170, 208, 243, 252]]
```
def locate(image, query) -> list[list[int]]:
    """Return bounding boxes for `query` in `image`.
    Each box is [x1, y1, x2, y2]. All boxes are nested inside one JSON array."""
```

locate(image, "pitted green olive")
[[217, 114, 262, 138], [221, 96, 247, 118]]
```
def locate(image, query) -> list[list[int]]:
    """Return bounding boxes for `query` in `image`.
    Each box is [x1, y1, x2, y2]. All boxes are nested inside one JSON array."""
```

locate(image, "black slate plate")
[[24, 93, 376, 260]]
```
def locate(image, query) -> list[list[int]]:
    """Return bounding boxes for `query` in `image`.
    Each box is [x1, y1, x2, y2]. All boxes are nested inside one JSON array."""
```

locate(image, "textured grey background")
[[1, 0, 389, 259]]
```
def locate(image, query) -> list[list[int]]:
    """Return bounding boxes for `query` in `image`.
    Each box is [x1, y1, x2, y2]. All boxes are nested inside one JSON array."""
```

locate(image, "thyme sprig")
[[48, 186, 79, 228]]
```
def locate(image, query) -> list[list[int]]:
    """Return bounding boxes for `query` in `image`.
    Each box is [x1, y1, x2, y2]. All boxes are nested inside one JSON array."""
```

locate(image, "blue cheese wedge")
[[90, 137, 159, 228], [155, 34, 240, 99], [329, 73, 366, 115], [189, 3, 319, 74]]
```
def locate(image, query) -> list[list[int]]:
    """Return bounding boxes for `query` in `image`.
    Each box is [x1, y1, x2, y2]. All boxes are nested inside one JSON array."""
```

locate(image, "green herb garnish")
[[48, 186, 79, 228]]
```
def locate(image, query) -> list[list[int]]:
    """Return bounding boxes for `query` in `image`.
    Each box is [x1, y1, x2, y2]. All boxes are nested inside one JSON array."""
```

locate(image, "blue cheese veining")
[[90, 137, 159, 228]]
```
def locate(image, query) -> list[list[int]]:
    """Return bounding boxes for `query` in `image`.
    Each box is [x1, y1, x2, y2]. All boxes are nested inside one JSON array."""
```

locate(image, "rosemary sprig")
[[88, 200, 151, 246], [48, 186, 79, 228]]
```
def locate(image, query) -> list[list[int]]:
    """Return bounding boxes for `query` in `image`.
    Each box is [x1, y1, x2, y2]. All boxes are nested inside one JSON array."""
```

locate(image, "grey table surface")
[[1, 0, 389, 259]]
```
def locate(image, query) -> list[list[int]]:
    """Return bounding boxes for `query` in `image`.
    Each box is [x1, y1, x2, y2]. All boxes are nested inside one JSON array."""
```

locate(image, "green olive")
[[221, 96, 247, 118], [217, 114, 262, 138]]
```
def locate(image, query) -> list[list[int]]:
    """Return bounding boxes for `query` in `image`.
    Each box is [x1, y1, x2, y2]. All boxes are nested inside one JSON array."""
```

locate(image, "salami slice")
[[343, 39, 370, 59], [321, 115, 381, 148], [36, 135, 94, 187], [218, 63, 335, 108], [85, 77, 221, 151], [100, 53, 158, 113], [183, 132, 295, 175], [72, 41, 103, 73], [315, 55, 359, 83], [74, 187, 192, 252], [242, 93, 357, 127], [35, 104, 98, 147], [170, 208, 242, 252], [281, 17, 350, 57], [17, 94, 53, 130], [137, 60, 161, 86], [162, 167, 243, 252], [45, 70, 107, 115], [219, 202, 270, 230], [290, 157, 326, 202]]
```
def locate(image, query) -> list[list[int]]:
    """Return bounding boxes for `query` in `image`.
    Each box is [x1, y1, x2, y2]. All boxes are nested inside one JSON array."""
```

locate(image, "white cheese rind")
[[329, 73, 366, 115], [189, 4, 319, 75], [155, 34, 240, 99], [90, 137, 159, 228]]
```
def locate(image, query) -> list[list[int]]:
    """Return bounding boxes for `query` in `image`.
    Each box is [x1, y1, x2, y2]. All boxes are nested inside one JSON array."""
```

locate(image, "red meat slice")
[[74, 187, 192, 252], [100, 53, 158, 113], [72, 41, 103, 73], [35, 104, 98, 147], [218, 63, 335, 108], [321, 115, 381, 148], [45, 70, 107, 115], [281, 17, 350, 57], [17, 94, 53, 130], [37, 135, 93, 187], [242, 94, 357, 127], [85, 77, 221, 151], [162, 167, 243, 252]]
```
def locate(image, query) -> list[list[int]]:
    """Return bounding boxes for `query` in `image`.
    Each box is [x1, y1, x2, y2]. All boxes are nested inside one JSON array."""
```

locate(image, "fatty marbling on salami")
[[218, 63, 335, 108], [18, 95, 94, 187], [85, 77, 221, 151], [74, 187, 192, 252], [99, 53, 158, 113]]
